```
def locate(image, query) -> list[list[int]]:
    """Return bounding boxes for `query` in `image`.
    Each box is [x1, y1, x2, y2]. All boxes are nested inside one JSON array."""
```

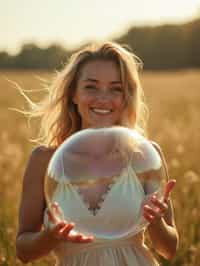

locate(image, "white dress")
[[44, 130, 162, 266]]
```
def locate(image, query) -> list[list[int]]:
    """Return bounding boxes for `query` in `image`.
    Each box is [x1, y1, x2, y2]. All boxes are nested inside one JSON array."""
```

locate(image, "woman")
[[16, 41, 179, 265]]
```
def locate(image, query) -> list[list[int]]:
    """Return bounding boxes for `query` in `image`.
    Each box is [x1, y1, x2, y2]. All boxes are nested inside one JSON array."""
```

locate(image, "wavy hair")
[[15, 41, 149, 148]]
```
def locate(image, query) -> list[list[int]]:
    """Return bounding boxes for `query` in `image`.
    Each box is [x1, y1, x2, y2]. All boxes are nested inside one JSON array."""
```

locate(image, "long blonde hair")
[[16, 41, 149, 148]]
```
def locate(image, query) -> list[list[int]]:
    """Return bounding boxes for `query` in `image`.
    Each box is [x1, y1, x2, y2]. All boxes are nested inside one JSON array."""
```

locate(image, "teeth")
[[92, 108, 111, 114]]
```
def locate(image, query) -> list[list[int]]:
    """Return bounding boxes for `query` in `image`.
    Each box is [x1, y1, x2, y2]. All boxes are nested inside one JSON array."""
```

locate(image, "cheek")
[[76, 95, 95, 113], [114, 96, 125, 109], [82, 96, 94, 108], [76, 93, 92, 105]]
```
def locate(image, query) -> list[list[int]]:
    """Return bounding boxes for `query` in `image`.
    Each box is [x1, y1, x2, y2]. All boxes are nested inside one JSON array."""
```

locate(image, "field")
[[0, 70, 199, 265]]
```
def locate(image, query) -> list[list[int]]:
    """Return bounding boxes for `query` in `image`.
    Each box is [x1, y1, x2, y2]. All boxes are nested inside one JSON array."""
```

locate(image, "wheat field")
[[0, 70, 199, 266]]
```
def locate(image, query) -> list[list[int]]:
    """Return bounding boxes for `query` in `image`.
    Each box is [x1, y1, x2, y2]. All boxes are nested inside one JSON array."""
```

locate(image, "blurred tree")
[[0, 19, 199, 70], [0, 51, 14, 68], [43, 44, 69, 69], [187, 19, 200, 67], [115, 24, 189, 69], [14, 44, 45, 69], [13, 43, 68, 69]]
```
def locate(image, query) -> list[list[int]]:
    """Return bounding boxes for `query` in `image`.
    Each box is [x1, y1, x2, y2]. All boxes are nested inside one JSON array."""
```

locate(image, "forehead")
[[78, 59, 121, 82]]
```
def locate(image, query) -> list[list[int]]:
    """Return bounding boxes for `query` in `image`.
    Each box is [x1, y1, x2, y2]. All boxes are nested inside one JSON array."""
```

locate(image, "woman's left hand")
[[143, 179, 176, 223]]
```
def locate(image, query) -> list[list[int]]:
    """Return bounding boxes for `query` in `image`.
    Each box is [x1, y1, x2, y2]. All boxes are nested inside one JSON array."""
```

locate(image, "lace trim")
[[72, 170, 125, 216]]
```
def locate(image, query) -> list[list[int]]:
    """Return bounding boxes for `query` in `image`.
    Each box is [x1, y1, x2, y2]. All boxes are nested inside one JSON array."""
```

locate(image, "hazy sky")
[[1, 0, 200, 54]]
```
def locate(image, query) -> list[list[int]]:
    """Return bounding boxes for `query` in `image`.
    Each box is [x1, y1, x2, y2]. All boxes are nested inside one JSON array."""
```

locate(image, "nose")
[[96, 89, 112, 101]]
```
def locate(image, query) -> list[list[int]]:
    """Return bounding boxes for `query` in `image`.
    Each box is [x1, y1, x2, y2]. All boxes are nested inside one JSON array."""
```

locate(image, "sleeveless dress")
[[44, 130, 162, 266]]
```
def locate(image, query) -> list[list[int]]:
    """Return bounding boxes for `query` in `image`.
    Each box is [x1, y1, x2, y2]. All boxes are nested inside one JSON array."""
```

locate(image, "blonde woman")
[[16, 41, 179, 265]]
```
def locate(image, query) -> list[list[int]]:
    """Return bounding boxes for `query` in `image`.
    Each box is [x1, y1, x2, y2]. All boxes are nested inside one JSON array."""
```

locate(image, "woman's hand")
[[143, 179, 176, 224], [46, 202, 94, 243]]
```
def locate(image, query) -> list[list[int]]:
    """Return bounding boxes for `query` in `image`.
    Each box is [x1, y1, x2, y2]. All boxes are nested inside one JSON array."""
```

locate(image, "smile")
[[91, 108, 112, 114]]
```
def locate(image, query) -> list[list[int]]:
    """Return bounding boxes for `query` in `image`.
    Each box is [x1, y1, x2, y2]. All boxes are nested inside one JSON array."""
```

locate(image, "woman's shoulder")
[[32, 145, 57, 156], [23, 146, 57, 185], [30, 145, 57, 167]]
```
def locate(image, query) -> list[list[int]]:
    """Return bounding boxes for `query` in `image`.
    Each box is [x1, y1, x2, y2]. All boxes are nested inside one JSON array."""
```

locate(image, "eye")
[[111, 87, 123, 93], [84, 85, 98, 90]]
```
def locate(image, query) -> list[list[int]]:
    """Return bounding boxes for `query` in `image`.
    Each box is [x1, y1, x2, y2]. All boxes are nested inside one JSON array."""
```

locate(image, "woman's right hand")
[[46, 202, 94, 243]]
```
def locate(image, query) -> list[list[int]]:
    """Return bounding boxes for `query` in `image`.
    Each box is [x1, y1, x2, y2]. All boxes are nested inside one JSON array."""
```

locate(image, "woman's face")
[[73, 60, 126, 129]]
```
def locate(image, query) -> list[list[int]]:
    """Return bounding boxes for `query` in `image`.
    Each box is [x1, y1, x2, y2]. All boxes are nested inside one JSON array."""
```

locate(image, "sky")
[[1, 0, 200, 55]]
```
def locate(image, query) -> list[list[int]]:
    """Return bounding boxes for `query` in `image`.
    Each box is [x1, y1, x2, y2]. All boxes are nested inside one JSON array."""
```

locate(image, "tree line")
[[0, 18, 199, 70]]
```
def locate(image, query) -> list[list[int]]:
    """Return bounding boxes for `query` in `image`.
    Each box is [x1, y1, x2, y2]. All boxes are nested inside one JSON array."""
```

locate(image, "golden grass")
[[0, 69, 199, 265]]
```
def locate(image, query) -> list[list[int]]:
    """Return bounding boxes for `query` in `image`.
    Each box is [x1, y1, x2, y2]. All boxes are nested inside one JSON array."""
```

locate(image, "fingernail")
[[151, 197, 156, 202], [69, 223, 75, 227]]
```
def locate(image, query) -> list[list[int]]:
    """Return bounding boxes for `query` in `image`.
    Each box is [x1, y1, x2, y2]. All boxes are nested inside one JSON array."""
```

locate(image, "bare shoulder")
[[31, 145, 56, 163], [23, 145, 57, 186]]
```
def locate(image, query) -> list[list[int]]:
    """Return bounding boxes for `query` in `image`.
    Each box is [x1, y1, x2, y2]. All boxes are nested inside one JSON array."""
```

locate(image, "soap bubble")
[[44, 126, 165, 240]]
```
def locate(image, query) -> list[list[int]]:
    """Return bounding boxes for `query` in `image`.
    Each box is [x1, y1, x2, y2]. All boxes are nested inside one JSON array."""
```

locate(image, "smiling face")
[[73, 60, 126, 129]]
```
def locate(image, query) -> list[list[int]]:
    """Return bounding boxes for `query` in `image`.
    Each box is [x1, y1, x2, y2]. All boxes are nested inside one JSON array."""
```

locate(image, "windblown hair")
[[16, 41, 149, 148]]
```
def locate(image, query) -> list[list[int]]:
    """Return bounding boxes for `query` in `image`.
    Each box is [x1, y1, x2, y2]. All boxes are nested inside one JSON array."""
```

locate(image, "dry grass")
[[0, 69, 199, 265]]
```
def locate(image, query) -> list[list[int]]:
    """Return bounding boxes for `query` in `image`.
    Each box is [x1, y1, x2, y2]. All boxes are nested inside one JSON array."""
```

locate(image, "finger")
[[53, 202, 65, 220], [47, 208, 59, 224], [50, 221, 67, 237], [49, 222, 75, 241], [150, 196, 168, 213], [59, 223, 75, 235], [77, 235, 94, 243], [47, 221, 93, 244], [164, 179, 176, 200], [143, 211, 154, 223], [143, 205, 162, 219], [68, 230, 94, 243], [49, 202, 66, 224], [67, 230, 83, 242]]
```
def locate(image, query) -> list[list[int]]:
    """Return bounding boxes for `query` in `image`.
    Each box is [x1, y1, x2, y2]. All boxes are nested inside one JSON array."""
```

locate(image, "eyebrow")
[[83, 78, 122, 85]]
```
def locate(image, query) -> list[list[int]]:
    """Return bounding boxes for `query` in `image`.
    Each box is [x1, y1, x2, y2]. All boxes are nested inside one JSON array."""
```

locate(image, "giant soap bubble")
[[44, 126, 165, 240]]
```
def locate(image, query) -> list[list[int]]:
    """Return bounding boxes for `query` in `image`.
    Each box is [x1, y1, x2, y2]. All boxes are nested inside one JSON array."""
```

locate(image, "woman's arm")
[[16, 146, 61, 262], [145, 142, 179, 260], [16, 146, 93, 263]]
